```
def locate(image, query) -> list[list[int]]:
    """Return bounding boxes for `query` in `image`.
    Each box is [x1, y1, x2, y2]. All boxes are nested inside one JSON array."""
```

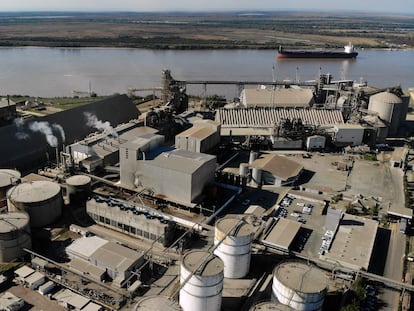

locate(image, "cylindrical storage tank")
[[0, 211, 31, 262], [7, 181, 63, 228], [239, 163, 249, 177], [214, 215, 254, 278], [135, 296, 181, 311], [180, 250, 224, 311], [0, 169, 21, 208], [368, 92, 403, 135], [272, 262, 328, 311], [249, 301, 294, 311], [66, 175, 91, 204], [249, 151, 258, 164], [252, 168, 262, 187]]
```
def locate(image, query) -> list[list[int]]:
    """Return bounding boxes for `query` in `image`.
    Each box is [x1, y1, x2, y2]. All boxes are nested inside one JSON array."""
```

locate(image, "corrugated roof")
[[242, 88, 314, 107], [176, 126, 216, 140], [216, 107, 344, 128], [66, 236, 108, 260], [251, 154, 303, 180]]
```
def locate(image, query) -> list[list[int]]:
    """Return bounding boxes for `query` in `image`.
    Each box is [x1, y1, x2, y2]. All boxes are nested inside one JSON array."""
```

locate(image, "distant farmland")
[[0, 11, 412, 49]]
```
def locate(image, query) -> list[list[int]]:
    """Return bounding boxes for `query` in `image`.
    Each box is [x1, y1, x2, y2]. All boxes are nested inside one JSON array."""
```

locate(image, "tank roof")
[[7, 181, 61, 203], [274, 262, 328, 294], [0, 212, 29, 233], [216, 215, 254, 237], [182, 250, 223, 277], [135, 296, 181, 311], [250, 301, 294, 311], [370, 92, 402, 104], [66, 175, 91, 186], [0, 169, 20, 188]]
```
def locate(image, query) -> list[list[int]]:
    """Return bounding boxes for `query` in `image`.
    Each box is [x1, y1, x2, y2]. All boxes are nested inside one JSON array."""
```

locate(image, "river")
[[0, 47, 413, 99]]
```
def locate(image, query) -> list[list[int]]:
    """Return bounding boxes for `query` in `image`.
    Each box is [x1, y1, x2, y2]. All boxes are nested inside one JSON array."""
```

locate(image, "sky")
[[0, 0, 412, 15]]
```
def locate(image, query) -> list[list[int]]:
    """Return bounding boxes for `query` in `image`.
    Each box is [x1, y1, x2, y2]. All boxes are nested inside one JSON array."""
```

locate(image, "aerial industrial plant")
[[0, 68, 413, 311]]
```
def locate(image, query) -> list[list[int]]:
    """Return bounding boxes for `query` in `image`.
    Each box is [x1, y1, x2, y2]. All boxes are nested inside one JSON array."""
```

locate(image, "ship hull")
[[277, 51, 358, 59]]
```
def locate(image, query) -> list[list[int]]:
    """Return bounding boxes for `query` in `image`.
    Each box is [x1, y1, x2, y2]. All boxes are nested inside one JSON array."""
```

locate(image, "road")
[[380, 222, 406, 310]]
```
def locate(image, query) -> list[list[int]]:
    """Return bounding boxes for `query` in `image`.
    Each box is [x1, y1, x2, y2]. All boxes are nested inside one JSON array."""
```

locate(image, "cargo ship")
[[277, 43, 358, 59]]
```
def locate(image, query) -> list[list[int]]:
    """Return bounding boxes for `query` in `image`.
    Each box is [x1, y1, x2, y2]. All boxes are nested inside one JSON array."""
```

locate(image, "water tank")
[[7, 181, 63, 228], [0, 169, 21, 208], [239, 163, 249, 177], [249, 301, 294, 311], [135, 296, 181, 311], [249, 151, 258, 164], [368, 92, 403, 135], [180, 250, 224, 311], [66, 175, 91, 204], [251, 167, 262, 187], [214, 215, 254, 278], [272, 262, 328, 311], [0, 212, 31, 262]]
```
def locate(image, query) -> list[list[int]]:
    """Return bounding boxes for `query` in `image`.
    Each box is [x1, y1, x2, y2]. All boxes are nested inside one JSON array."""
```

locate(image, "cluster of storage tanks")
[[173, 213, 328, 311], [0, 169, 68, 263]]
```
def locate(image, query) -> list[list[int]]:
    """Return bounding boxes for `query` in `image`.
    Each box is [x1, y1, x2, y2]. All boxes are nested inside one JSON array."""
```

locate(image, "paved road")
[[380, 222, 406, 310]]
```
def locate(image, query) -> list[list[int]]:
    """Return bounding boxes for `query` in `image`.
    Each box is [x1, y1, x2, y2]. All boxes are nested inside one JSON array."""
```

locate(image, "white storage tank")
[[251, 167, 262, 187], [368, 92, 403, 135], [249, 301, 294, 311], [214, 215, 254, 278], [239, 163, 249, 177], [0, 169, 21, 208], [272, 262, 328, 311], [7, 181, 63, 228], [249, 151, 258, 164], [0, 211, 31, 262], [135, 295, 181, 311], [66, 175, 91, 204], [180, 250, 224, 311]]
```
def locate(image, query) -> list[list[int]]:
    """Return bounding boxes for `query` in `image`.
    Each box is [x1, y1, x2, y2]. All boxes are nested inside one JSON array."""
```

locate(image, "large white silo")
[[368, 92, 403, 135], [272, 262, 328, 311], [0, 169, 21, 208], [214, 215, 254, 279], [180, 250, 224, 311]]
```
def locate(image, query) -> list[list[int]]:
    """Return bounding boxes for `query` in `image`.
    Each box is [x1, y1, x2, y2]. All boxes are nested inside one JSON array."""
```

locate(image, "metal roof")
[[14, 265, 35, 278], [241, 88, 314, 107], [54, 289, 90, 310], [251, 154, 303, 181], [0, 212, 29, 233], [216, 107, 344, 129], [66, 175, 91, 187], [262, 218, 301, 251], [66, 236, 108, 260], [0, 169, 21, 188], [182, 250, 223, 277], [176, 126, 216, 140], [370, 92, 402, 104]]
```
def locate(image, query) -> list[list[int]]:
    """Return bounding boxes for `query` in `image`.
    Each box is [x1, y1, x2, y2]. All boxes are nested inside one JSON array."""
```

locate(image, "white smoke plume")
[[29, 121, 58, 147], [84, 112, 118, 137], [14, 118, 29, 140], [52, 123, 65, 143]]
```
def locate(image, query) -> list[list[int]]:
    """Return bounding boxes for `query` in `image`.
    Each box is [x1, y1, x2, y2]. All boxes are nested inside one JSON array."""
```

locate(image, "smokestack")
[[55, 147, 59, 168]]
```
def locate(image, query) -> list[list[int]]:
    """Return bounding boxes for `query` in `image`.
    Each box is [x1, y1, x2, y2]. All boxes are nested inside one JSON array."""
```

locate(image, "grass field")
[[0, 11, 412, 49]]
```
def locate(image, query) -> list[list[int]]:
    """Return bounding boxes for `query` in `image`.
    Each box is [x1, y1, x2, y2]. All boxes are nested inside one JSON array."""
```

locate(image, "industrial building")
[[0, 94, 140, 169], [321, 213, 378, 270], [0, 291, 24, 311], [262, 218, 302, 251], [175, 120, 220, 153], [0, 212, 31, 262], [66, 235, 144, 287], [249, 154, 304, 187], [67, 122, 158, 172], [330, 124, 365, 147], [240, 87, 315, 108], [7, 180, 62, 228], [86, 196, 176, 246], [120, 141, 216, 204]]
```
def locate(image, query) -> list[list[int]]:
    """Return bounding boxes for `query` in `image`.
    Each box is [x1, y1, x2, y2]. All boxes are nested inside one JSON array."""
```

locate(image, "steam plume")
[[29, 121, 58, 147], [14, 118, 29, 140], [52, 123, 66, 142], [84, 112, 118, 137]]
